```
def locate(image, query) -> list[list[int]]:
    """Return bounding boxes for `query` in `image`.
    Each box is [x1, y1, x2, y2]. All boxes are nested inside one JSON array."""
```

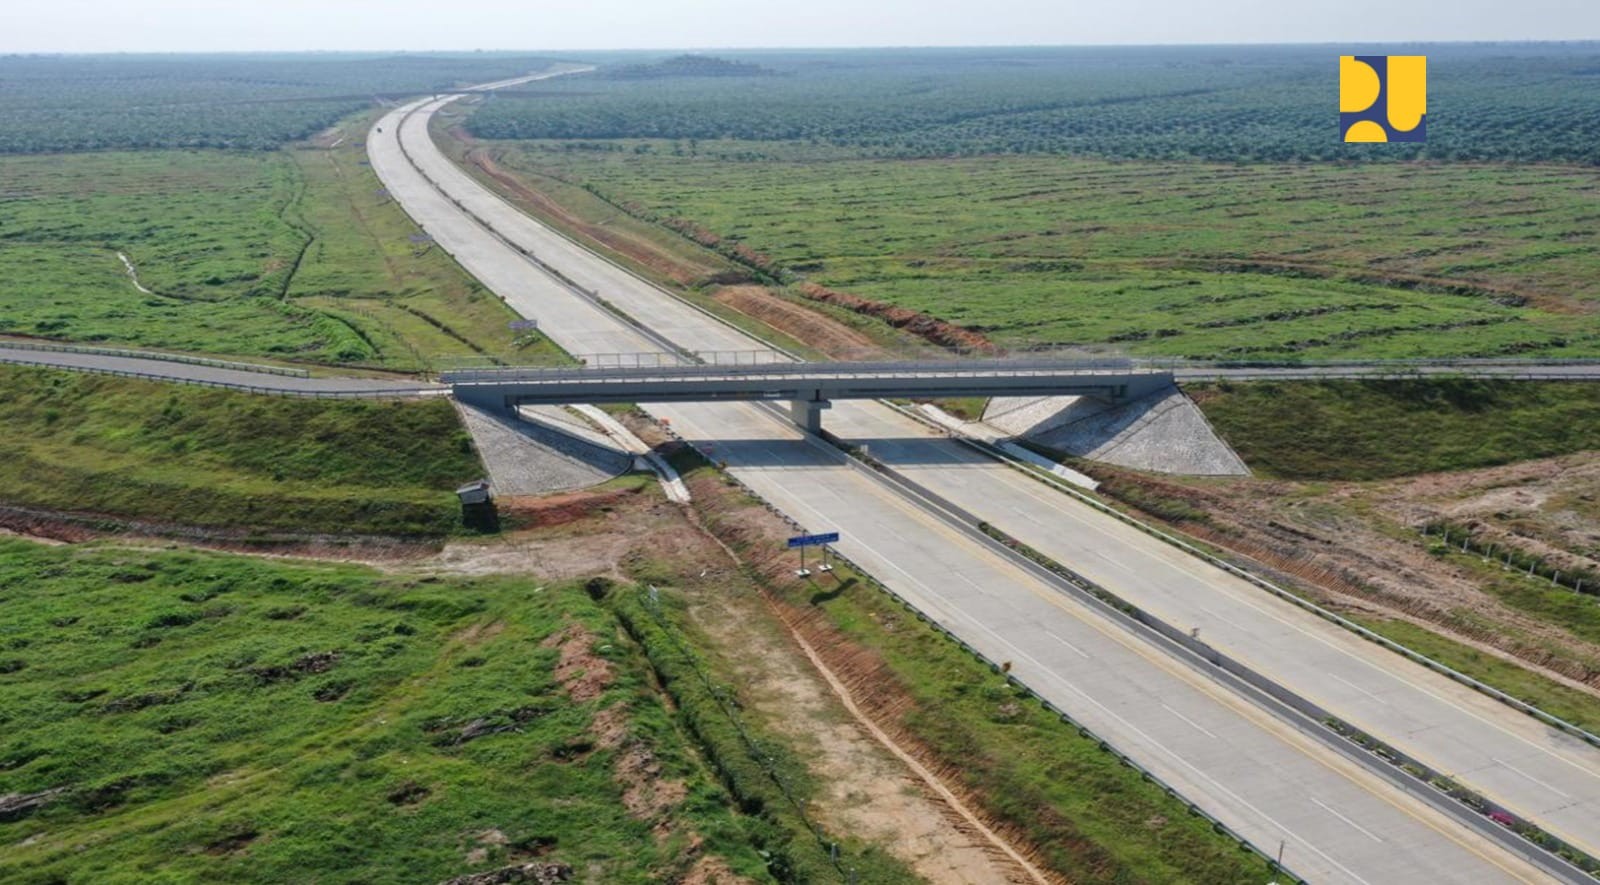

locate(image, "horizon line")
[[5, 38, 1600, 57]]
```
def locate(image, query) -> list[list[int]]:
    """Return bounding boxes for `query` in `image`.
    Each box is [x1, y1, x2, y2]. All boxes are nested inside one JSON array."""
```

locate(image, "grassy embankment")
[[774, 566, 1277, 882], [1350, 614, 1600, 733], [1190, 379, 1600, 480], [1185, 378, 1600, 728], [429, 112, 934, 359], [485, 143, 1600, 360], [0, 541, 776, 883], [0, 365, 481, 536], [0, 112, 564, 370], [659, 448, 1279, 884]]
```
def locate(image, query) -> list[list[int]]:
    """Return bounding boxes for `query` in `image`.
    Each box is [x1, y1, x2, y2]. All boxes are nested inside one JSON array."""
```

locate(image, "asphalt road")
[[1174, 364, 1600, 381], [367, 86, 1573, 882], [0, 345, 441, 397]]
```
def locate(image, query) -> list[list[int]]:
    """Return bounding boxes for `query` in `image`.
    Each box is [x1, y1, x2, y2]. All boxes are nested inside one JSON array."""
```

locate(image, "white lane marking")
[[1312, 797, 1386, 843], [1492, 757, 1573, 800], [1044, 630, 1091, 659], [1161, 703, 1219, 739], [1008, 632, 1376, 885], [989, 465, 1600, 790], [1093, 550, 1140, 577], [1197, 605, 1247, 632], [388, 101, 1517, 884], [1331, 674, 1388, 705], [661, 430, 1449, 883]]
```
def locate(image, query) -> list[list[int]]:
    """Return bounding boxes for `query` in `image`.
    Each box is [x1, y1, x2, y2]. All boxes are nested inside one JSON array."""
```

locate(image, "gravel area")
[[984, 388, 1249, 476], [457, 403, 632, 496]]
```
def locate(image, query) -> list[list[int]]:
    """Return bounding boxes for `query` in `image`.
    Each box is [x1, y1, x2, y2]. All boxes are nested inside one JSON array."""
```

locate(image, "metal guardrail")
[[443, 355, 1151, 385], [440, 353, 1600, 386], [1146, 356, 1600, 370], [647, 408, 1310, 885], [0, 354, 438, 400], [394, 90, 1597, 878], [0, 340, 312, 377], [1184, 368, 1600, 380], [882, 396, 1600, 758], [809, 419, 1596, 882]]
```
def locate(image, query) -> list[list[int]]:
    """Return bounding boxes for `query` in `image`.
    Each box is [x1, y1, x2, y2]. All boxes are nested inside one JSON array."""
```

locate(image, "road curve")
[[0, 345, 442, 397], [379, 81, 1600, 870], [368, 85, 1566, 883]]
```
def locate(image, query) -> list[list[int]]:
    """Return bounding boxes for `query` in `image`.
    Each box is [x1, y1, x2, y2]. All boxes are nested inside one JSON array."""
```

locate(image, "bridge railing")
[[0, 353, 438, 399], [0, 339, 312, 377], [1147, 356, 1600, 370], [443, 353, 1149, 385]]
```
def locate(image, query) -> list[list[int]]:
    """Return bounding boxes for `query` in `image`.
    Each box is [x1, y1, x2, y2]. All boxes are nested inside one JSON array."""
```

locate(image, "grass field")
[[0, 150, 344, 358], [1350, 614, 1600, 733], [0, 541, 773, 883], [0, 112, 563, 370], [774, 558, 1273, 882], [489, 144, 1600, 359], [1189, 379, 1600, 479], [671, 455, 1277, 884], [0, 365, 480, 536]]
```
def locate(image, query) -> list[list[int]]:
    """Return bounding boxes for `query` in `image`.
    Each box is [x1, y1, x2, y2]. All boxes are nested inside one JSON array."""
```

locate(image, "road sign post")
[[787, 532, 840, 578]]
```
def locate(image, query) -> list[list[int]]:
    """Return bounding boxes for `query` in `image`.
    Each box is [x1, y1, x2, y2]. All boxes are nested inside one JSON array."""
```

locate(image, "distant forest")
[[0, 53, 562, 153], [601, 54, 777, 80], [5, 46, 1598, 164], [466, 45, 1600, 165]]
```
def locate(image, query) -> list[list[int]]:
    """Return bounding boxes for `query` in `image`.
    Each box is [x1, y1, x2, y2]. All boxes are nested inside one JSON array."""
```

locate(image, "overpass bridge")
[[445, 357, 1174, 432]]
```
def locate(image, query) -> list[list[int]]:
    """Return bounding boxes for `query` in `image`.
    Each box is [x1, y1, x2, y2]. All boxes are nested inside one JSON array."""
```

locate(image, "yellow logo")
[[1341, 55, 1426, 142]]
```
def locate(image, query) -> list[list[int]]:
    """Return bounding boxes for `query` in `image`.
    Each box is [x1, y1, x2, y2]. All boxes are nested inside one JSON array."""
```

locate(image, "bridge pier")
[[790, 396, 831, 434]]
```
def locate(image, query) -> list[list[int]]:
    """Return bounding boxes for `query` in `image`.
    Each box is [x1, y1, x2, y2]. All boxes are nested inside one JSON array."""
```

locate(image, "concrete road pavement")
[[367, 86, 1570, 882], [382, 86, 1600, 866]]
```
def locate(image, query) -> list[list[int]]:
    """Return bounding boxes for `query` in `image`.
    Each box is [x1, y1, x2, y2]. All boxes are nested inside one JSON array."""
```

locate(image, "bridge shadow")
[[679, 436, 1008, 469], [458, 404, 633, 495]]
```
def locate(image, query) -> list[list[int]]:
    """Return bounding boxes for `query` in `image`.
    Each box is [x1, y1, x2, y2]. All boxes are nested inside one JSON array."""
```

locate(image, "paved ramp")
[[456, 403, 630, 496]]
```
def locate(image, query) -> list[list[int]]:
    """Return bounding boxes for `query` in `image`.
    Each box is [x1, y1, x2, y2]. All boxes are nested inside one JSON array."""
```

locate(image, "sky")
[[1, 0, 1597, 54]]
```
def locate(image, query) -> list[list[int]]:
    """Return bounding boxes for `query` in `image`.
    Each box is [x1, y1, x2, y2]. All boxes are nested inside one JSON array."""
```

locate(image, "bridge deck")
[[446, 358, 1175, 415]]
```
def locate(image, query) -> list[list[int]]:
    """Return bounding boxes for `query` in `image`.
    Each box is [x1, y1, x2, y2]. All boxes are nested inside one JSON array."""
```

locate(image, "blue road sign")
[[787, 532, 840, 549]]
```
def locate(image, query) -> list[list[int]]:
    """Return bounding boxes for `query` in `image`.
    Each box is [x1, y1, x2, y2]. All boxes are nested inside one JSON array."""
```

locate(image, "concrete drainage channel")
[[810, 420, 1599, 883]]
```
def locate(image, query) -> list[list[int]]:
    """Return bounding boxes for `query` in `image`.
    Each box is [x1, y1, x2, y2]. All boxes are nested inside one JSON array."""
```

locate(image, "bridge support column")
[[790, 397, 831, 434]]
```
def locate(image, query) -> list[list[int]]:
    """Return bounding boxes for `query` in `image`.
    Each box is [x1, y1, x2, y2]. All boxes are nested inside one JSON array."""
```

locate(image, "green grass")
[[0, 541, 773, 883], [675, 459, 1276, 883], [0, 365, 481, 536], [490, 144, 1600, 359], [1190, 379, 1600, 480], [1423, 539, 1600, 650], [0, 113, 566, 370], [1349, 615, 1600, 734], [777, 566, 1275, 883], [0, 151, 352, 359], [608, 587, 919, 883], [286, 113, 569, 371]]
